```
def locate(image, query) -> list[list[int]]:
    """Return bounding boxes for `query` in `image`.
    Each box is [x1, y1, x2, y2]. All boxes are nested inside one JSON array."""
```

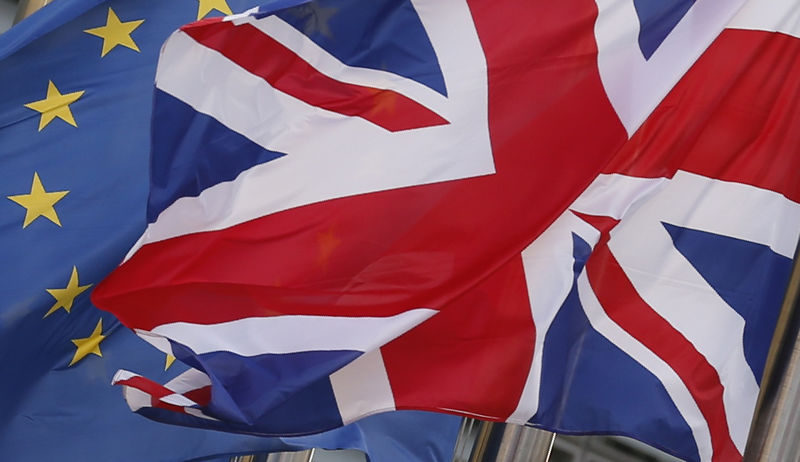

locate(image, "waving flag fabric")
[[0, 1, 462, 461], [93, 0, 800, 460]]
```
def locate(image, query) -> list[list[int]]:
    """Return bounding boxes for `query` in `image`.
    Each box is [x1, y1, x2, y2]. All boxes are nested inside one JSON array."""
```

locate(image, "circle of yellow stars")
[[11, 0, 236, 368]]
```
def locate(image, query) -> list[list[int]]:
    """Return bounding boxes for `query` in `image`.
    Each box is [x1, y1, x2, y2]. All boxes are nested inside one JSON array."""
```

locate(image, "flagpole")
[[265, 450, 314, 462], [13, 0, 54, 23], [231, 450, 313, 462], [743, 240, 800, 461], [460, 420, 555, 462]]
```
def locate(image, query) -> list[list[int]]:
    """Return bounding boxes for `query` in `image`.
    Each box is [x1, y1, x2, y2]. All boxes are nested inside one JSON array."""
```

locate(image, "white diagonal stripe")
[[578, 271, 713, 462], [330, 349, 396, 424], [148, 309, 436, 357], [510, 212, 602, 423], [164, 367, 212, 393], [130, 0, 492, 256], [249, 15, 450, 118], [121, 384, 151, 413], [605, 172, 790, 452], [594, 0, 745, 135], [573, 172, 800, 258], [161, 393, 198, 407], [728, 0, 800, 39]]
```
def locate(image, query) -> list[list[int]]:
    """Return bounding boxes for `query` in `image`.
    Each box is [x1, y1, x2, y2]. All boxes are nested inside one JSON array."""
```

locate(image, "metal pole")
[[499, 425, 555, 462], [265, 450, 314, 462], [744, 240, 800, 461], [462, 420, 555, 462], [231, 450, 313, 462], [14, 0, 55, 24]]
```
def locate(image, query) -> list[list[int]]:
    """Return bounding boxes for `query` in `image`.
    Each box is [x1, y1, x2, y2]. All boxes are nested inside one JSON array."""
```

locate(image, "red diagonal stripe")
[[184, 385, 212, 407], [602, 30, 800, 203], [115, 375, 192, 414], [578, 213, 740, 462], [181, 20, 449, 132]]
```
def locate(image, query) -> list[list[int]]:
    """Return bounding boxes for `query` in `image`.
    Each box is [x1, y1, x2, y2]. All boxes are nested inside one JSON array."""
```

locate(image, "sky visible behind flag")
[[0, 1, 462, 460]]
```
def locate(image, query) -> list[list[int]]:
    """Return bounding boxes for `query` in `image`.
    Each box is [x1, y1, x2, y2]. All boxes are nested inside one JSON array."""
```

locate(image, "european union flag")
[[0, 1, 461, 460]]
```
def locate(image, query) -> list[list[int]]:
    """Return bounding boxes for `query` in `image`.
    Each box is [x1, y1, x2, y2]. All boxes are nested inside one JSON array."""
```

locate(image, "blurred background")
[[0, 0, 17, 32]]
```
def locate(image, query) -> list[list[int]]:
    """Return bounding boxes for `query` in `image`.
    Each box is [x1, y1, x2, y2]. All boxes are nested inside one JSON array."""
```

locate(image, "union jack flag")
[[93, 0, 800, 460]]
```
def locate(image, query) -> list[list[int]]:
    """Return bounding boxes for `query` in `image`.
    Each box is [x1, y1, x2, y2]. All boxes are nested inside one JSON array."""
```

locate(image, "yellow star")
[[24, 81, 84, 131], [44, 266, 92, 318], [196, 0, 233, 20], [165, 353, 176, 370], [69, 319, 107, 366], [7, 172, 69, 228], [84, 7, 144, 57]]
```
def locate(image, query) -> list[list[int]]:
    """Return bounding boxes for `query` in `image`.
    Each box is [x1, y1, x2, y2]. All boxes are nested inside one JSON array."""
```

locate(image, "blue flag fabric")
[[0, 1, 461, 460]]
